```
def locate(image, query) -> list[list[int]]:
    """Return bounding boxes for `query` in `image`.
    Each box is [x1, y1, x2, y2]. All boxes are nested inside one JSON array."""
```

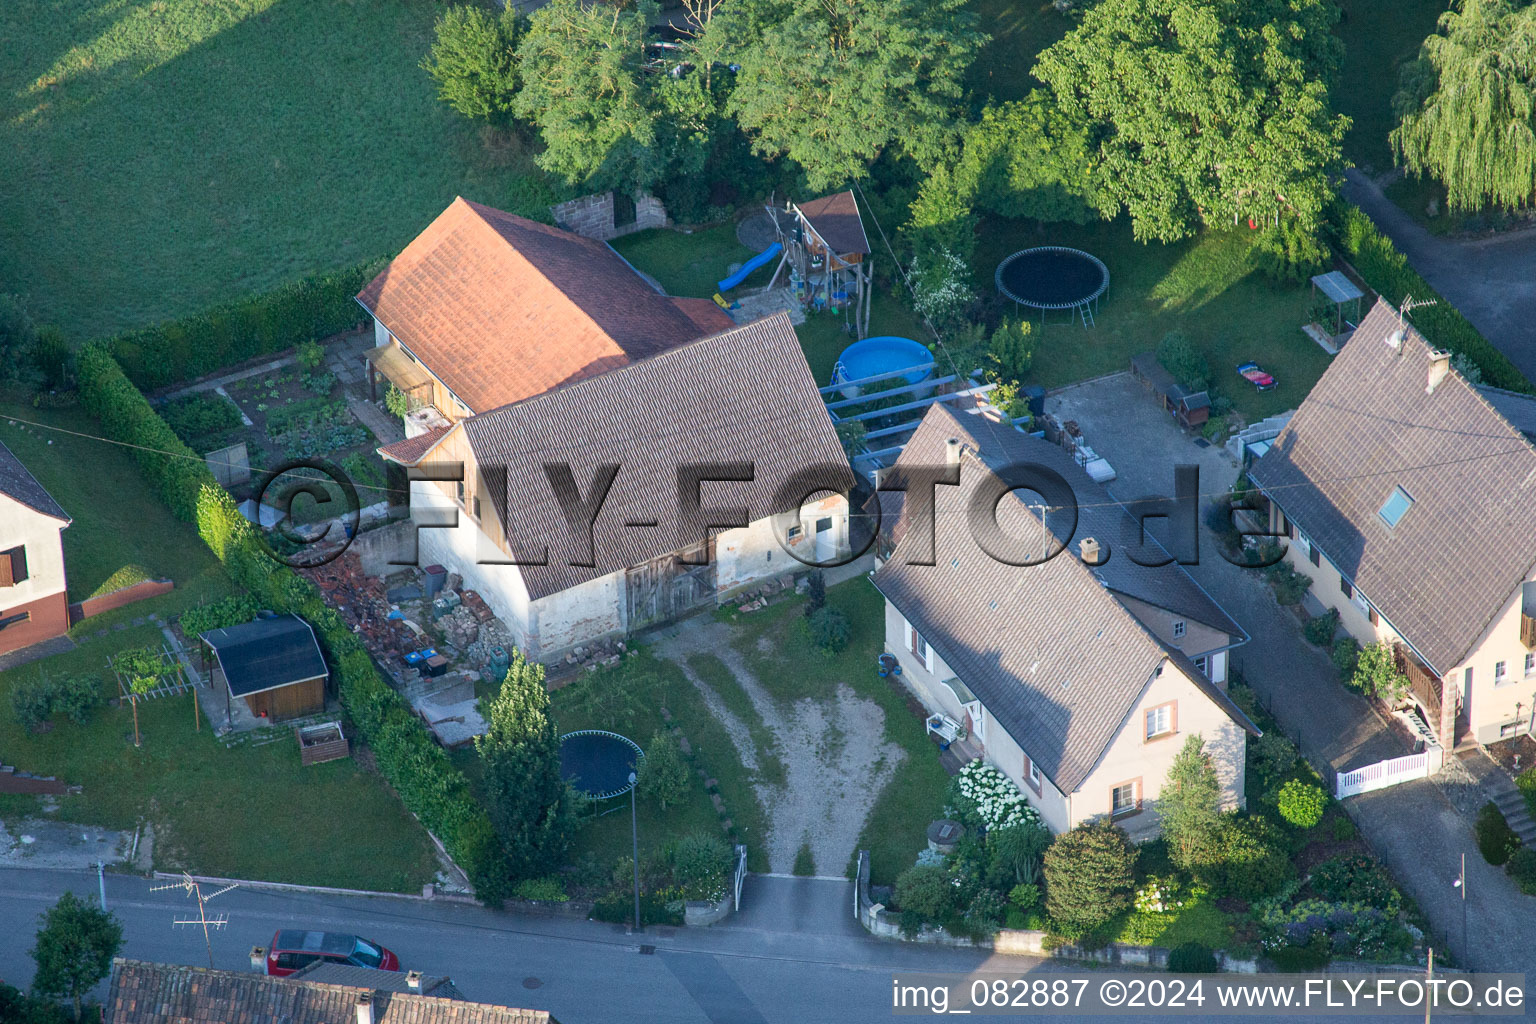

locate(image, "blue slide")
[[717, 241, 782, 293]]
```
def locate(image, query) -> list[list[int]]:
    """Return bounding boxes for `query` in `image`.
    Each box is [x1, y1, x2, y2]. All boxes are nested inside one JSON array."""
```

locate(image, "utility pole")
[[97, 861, 106, 911], [1424, 947, 1433, 1024], [629, 771, 641, 935]]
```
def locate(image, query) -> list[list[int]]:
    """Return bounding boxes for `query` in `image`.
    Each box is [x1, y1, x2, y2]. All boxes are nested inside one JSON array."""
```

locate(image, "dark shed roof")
[[795, 191, 871, 255], [200, 614, 328, 698]]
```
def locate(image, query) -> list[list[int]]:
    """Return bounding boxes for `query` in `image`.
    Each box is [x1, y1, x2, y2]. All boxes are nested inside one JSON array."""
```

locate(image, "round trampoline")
[[832, 336, 933, 399], [994, 246, 1109, 326], [559, 729, 644, 799]]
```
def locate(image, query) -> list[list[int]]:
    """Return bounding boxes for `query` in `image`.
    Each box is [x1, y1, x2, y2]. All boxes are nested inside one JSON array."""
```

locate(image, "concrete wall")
[[530, 571, 626, 659], [716, 495, 849, 597], [1071, 661, 1247, 840], [549, 191, 668, 242]]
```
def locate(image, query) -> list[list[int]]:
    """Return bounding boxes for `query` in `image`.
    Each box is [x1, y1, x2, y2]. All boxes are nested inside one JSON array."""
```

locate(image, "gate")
[[1335, 748, 1443, 799], [625, 541, 716, 631], [732, 844, 748, 912]]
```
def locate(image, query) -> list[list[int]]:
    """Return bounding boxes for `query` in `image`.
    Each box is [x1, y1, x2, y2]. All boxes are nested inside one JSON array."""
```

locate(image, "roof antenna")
[[151, 873, 237, 968], [1387, 295, 1437, 352]]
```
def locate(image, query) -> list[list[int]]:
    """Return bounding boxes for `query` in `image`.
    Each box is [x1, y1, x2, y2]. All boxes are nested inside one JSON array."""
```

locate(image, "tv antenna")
[[150, 873, 237, 968], [1400, 294, 1439, 321]]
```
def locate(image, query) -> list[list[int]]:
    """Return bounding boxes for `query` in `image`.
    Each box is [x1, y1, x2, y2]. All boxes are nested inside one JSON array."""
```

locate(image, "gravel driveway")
[[1047, 373, 1536, 970]]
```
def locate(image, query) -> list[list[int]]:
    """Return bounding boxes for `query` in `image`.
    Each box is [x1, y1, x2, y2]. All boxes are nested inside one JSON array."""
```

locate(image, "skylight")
[[1378, 486, 1414, 528]]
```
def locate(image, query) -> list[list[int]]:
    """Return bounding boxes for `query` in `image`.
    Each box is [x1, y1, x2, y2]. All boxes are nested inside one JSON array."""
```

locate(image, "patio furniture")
[[926, 713, 961, 748]]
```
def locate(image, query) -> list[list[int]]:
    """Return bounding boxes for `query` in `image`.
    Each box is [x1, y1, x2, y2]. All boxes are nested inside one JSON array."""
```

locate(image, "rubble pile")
[[302, 554, 426, 660]]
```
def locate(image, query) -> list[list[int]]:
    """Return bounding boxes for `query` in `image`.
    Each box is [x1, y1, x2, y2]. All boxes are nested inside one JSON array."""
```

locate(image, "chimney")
[[249, 947, 267, 973], [406, 971, 424, 992], [356, 993, 375, 1024], [945, 437, 962, 466], [1079, 537, 1101, 565], [1426, 349, 1452, 394]]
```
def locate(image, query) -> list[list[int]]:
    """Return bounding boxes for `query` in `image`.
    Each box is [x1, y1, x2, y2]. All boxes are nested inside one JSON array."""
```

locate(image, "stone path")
[[651, 618, 902, 875]]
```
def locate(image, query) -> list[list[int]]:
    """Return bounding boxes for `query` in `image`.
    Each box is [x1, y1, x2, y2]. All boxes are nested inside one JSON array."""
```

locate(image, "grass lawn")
[[974, 216, 1333, 422], [1333, 0, 1447, 176], [722, 579, 953, 886], [0, 626, 439, 891], [1, 0, 559, 341], [0, 390, 234, 611]]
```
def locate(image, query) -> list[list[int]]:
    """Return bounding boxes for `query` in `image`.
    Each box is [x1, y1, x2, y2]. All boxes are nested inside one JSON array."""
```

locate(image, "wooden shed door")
[[626, 541, 716, 631]]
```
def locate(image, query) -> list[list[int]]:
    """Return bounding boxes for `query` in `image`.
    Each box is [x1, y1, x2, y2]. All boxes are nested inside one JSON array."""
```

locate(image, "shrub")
[[513, 876, 568, 902], [909, 247, 977, 335], [1167, 941, 1219, 973], [104, 258, 384, 390], [1251, 731, 1298, 781], [179, 594, 261, 640], [1042, 822, 1136, 937], [1519, 768, 1536, 820], [1009, 882, 1040, 913], [1266, 562, 1311, 606], [952, 760, 1044, 832], [1330, 637, 1361, 678], [1506, 847, 1536, 896], [1253, 218, 1329, 285], [1277, 780, 1327, 829], [988, 319, 1035, 381], [591, 886, 685, 926], [1309, 855, 1401, 914], [1475, 801, 1520, 866], [1270, 934, 1332, 971], [1194, 814, 1294, 901], [793, 843, 816, 877], [1349, 641, 1410, 706], [53, 676, 102, 726], [0, 293, 38, 377], [1302, 609, 1339, 647], [384, 383, 417, 418], [296, 339, 325, 372], [895, 864, 957, 920], [31, 327, 73, 390], [1156, 331, 1210, 392], [964, 887, 1007, 930], [806, 606, 851, 653], [1330, 814, 1357, 841], [988, 819, 1051, 887], [637, 730, 691, 810], [10, 674, 101, 729], [673, 833, 732, 889], [803, 570, 826, 616], [10, 677, 53, 731]]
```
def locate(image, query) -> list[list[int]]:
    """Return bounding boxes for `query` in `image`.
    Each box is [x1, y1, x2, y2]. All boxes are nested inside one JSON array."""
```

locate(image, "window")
[[1352, 590, 1371, 617], [1464, 667, 1474, 693], [1172, 620, 1186, 640], [907, 623, 933, 672], [1495, 661, 1508, 685], [815, 517, 833, 533], [456, 480, 465, 504], [1379, 486, 1415, 528], [1525, 653, 1535, 677], [787, 525, 802, 541], [1369, 607, 1380, 627], [1145, 702, 1175, 740], [1193, 655, 1209, 678], [1295, 534, 1311, 559], [1340, 576, 1353, 599], [0, 545, 26, 587], [1111, 780, 1140, 817], [1309, 544, 1321, 568], [1027, 757, 1042, 792], [471, 495, 481, 520]]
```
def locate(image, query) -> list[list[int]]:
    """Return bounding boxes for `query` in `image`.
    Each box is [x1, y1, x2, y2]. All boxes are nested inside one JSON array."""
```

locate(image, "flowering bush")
[[954, 761, 1043, 832], [1133, 876, 1196, 915], [1277, 779, 1327, 828], [909, 248, 976, 333], [1257, 897, 1400, 959]]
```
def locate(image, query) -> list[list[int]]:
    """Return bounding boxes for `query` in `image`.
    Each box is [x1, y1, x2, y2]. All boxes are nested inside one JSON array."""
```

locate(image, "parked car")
[[266, 930, 400, 976], [1236, 362, 1277, 391]]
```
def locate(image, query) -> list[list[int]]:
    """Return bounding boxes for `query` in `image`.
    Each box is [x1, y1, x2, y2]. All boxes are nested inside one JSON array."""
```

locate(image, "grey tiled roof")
[[105, 959, 548, 1024], [293, 962, 462, 1000], [1250, 299, 1536, 675], [0, 440, 68, 522], [463, 312, 850, 601], [871, 406, 1255, 793]]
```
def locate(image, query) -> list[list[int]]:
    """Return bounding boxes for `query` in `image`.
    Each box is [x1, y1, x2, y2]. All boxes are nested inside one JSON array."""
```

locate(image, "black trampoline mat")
[[560, 730, 642, 798], [996, 248, 1108, 308]]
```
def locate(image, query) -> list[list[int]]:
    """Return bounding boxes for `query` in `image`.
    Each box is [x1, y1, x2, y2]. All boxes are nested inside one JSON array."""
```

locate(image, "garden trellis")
[[108, 643, 198, 745]]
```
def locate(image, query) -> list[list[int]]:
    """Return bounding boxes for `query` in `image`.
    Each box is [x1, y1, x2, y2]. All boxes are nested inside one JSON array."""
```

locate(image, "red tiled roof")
[[357, 198, 712, 413], [379, 425, 453, 466], [795, 191, 870, 256], [670, 296, 736, 334]]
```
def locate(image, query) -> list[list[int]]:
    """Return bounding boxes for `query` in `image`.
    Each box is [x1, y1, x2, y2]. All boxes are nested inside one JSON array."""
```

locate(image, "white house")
[[0, 442, 71, 656]]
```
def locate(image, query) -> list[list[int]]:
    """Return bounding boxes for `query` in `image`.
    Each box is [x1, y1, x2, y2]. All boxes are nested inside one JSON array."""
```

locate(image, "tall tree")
[[723, 0, 986, 191], [476, 649, 572, 880], [1392, 0, 1536, 212], [421, 5, 523, 125], [30, 892, 122, 1020], [516, 0, 694, 193], [958, 92, 1107, 225], [1033, 0, 1349, 243], [1158, 735, 1223, 868]]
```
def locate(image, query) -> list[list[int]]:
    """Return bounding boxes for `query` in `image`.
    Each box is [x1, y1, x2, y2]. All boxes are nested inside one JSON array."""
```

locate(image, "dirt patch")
[[655, 621, 904, 873]]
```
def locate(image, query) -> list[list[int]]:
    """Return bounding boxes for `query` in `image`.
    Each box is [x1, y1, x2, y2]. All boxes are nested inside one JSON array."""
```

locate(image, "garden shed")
[[200, 614, 328, 722], [1130, 352, 1210, 430]]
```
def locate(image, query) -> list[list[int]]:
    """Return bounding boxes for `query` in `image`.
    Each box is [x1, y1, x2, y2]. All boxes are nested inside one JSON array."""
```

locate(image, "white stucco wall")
[[531, 571, 626, 659], [715, 494, 849, 596], [1444, 573, 1536, 744], [409, 479, 534, 650], [0, 493, 67, 604]]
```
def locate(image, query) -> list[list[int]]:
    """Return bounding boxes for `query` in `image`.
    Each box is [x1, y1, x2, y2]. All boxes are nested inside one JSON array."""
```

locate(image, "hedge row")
[[77, 344, 512, 903], [104, 257, 387, 390], [1329, 204, 1531, 393]]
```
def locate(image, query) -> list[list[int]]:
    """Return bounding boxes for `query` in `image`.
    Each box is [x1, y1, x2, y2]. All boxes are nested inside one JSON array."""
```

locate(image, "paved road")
[[1049, 375, 1536, 972], [1342, 169, 1536, 383]]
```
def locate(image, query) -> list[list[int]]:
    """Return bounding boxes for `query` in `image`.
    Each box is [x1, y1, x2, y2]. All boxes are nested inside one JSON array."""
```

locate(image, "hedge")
[[103, 257, 387, 390], [1329, 204, 1531, 393], [77, 343, 512, 903]]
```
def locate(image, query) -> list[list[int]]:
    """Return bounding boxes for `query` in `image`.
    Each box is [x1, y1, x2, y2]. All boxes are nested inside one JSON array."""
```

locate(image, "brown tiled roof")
[[795, 191, 870, 256], [1251, 299, 1536, 675], [0, 441, 68, 523], [871, 406, 1255, 793], [670, 297, 736, 334], [380, 426, 454, 467], [292, 962, 462, 1000], [463, 312, 850, 600], [105, 959, 549, 1024], [357, 197, 712, 414]]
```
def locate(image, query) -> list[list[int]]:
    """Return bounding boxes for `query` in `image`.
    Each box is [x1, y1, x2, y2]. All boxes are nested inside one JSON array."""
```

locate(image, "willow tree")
[[1392, 0, 1536, 212], [1033, 0, 1349, 243]]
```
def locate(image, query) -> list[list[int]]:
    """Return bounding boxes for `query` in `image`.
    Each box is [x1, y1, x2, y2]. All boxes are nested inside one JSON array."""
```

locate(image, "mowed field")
[[0, 0, 559, 341]]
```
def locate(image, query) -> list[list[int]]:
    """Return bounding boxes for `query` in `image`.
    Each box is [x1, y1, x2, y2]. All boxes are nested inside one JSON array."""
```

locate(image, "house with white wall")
[[363, 199, 851, 661], [871, 406, 1257, 838], [0, 442, 71, 656], [1251, 298, 1536, 748]]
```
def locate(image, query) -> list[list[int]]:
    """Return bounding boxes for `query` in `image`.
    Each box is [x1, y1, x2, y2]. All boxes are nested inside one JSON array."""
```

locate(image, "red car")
[[266, 930, 400, 976], [1237, 362, 1277, 391]]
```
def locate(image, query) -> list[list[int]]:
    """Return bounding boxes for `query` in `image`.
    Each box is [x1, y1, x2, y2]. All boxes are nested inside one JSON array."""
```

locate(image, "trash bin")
[[422, 564, 448, 597]]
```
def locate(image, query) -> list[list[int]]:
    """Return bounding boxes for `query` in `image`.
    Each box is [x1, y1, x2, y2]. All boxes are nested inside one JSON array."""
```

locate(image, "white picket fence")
[[1334, 747, 1443, 799]]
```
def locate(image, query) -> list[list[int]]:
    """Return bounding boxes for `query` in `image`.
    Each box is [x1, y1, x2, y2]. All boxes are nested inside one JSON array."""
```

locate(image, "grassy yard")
[[1333, 0, 1447, 176], [0, 390, 233, 611], [0, 626, 439, 891], [974, 217, 1333, 422], [964, 0, 1074, 106], [1, 0, 558, 341], [722, 579, 953, 886]]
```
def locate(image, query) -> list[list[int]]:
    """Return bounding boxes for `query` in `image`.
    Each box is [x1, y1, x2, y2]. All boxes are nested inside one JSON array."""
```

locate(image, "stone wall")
[[550, 191, 668, 242]]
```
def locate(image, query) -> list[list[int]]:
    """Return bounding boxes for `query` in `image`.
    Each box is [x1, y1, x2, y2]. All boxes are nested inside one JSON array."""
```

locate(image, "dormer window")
[[1379, 486, 1414, 528]]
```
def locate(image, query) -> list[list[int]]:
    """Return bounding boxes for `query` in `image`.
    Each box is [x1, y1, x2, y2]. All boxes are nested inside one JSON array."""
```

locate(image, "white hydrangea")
[[956, 761, 1042, 832]]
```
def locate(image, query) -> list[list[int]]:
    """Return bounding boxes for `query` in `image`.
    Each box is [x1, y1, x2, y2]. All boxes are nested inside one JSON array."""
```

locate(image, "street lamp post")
[[1452, 852, 1466, 963], [629, 771, 641, 934]]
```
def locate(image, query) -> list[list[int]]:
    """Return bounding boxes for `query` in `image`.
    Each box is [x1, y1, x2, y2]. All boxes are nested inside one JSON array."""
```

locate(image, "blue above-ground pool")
[[832, 336, 933, 400]]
